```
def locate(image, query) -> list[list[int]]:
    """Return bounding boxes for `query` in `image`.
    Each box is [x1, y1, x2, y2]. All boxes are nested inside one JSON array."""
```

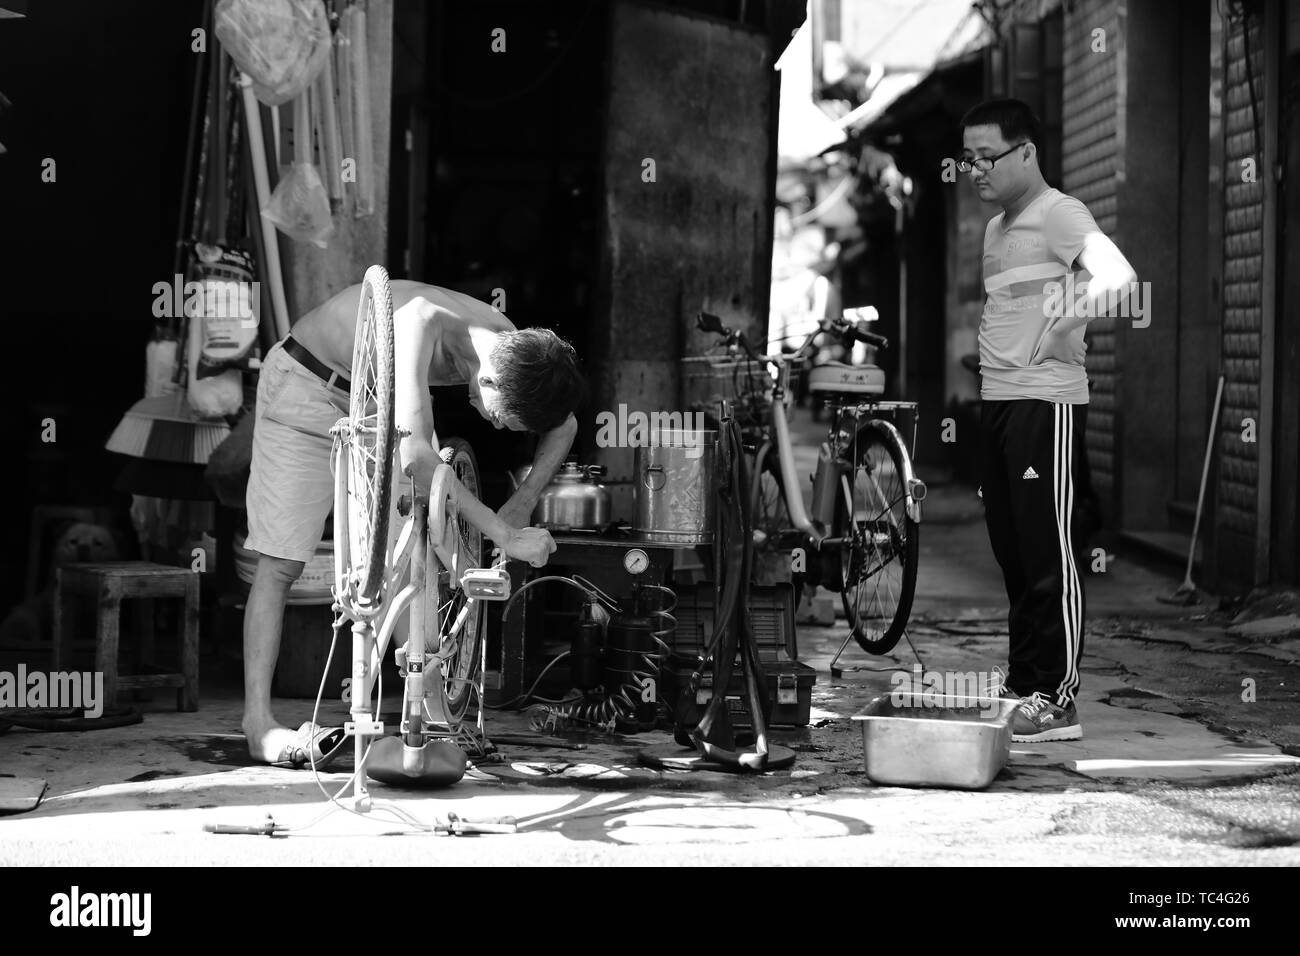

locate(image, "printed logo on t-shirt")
[[1022, 466, 1039, 480], [1004, 237, 1043, 255]]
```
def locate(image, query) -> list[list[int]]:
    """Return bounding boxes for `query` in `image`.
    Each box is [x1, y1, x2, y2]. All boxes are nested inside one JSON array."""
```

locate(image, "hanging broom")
[[1159, 374, 1226, 606], [106, 392, 231, 465]]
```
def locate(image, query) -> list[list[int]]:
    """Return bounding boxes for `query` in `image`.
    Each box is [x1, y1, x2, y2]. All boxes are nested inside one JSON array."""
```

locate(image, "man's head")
[[471, 328, 586, 433], [959, 98, 1045, 207]]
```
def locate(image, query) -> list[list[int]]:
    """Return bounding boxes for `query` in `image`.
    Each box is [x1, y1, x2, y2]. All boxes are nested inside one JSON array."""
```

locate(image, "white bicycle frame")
[[331, 429, 487, 811]]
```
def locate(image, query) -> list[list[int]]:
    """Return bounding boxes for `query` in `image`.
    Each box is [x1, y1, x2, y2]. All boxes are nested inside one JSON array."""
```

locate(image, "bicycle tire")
[[832, 423, 919, 654], [435, 436, 484, 721], [345, 265, 396, 606], [749, 442, 806, 599]]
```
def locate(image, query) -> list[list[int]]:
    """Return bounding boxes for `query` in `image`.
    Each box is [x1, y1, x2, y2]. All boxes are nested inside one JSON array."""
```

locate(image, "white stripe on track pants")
[[978, 399, 1086, 708]]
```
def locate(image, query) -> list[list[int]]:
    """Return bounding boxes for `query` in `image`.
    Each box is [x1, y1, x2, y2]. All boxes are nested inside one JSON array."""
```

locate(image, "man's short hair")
[[491, 328, 587, 433], [960, 98, 1044, 161]]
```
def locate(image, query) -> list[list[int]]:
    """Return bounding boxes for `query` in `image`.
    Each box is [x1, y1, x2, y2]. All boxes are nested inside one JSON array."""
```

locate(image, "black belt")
[[283, 336, 351, 394]]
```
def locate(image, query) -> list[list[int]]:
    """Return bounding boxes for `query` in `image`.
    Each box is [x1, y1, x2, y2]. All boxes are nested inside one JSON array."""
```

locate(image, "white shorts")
[[244, 341, 349, 563]]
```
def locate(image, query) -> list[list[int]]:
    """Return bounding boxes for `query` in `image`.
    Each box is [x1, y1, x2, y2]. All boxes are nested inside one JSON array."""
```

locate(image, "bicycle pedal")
[[462, 567, 511, 600]]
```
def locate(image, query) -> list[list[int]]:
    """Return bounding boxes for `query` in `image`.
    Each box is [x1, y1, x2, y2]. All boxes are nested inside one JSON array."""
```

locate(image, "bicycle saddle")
[[807, 361, 886, 395]]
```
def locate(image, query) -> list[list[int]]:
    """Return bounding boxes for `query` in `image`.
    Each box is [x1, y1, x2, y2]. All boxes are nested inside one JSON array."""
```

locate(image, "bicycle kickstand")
[[829, 629, 858, 679]]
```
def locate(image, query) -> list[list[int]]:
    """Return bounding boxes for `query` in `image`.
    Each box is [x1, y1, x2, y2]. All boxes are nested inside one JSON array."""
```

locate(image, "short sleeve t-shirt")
[[979, 187, 1098, 404]]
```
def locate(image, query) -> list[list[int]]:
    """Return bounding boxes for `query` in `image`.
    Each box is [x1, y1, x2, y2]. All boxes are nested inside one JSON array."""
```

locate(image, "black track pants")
[[979, 399, 1086, 708]]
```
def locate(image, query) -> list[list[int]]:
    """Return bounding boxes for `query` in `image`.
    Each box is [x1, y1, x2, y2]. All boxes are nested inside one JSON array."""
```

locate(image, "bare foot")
[[242, 717, 302, 765]]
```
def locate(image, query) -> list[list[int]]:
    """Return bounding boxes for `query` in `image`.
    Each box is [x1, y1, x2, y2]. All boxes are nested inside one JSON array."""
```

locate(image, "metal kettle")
[[530, 462, 611, 530]]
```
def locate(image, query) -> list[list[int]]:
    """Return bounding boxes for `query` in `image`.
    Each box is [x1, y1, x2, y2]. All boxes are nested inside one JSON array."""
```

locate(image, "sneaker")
[[983, 665, 1021, 701], [1011, 692, 1083, 742]]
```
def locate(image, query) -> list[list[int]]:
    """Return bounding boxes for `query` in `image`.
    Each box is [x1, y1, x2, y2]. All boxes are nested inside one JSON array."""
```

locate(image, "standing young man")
[[959, 99, 1137, 741]]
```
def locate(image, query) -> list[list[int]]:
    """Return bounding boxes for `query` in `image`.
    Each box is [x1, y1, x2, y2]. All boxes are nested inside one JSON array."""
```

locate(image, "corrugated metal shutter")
[[1218, 16, 1264, 538]]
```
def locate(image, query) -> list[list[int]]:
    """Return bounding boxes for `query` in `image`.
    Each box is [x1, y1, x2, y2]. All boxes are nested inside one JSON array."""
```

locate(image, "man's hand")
[[1030, 326, 1085, 366], [500, 527, 557, 568]]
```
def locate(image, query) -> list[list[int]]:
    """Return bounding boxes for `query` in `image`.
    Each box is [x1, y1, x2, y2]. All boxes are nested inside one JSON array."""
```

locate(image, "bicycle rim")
[[346, 265, 396, 605], [835, 425, 918, 654], [437, 437, 484, 721]]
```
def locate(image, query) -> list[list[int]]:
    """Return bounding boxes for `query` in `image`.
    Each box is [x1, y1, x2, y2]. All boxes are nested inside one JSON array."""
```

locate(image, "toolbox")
[[670, 582, 798, 662], [666, 659, 816, 728]]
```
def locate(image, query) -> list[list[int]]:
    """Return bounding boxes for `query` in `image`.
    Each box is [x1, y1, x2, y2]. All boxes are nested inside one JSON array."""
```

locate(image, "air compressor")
[[502, 577, 676, 733]]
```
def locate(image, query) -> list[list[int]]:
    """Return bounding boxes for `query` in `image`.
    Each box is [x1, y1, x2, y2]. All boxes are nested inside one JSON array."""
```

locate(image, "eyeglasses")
[[956, 142, 1028, 174]]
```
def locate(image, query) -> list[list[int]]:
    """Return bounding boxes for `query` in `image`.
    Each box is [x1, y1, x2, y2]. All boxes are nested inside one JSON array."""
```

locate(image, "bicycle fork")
[[345, 496, 434, 810], [347, 614, 383, 812], [402, 497, 430, 755]]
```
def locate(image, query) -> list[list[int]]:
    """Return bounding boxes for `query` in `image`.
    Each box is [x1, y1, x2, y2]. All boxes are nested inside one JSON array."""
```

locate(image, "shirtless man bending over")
[[242, 279, 585, 765]]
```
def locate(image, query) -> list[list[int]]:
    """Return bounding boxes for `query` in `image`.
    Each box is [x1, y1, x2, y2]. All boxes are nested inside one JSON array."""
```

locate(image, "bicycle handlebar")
[[695, 311, 888, 366], [845, 325, 890, 350]]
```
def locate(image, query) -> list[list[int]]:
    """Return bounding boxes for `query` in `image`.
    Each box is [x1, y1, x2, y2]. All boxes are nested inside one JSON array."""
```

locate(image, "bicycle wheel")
[[749, 442, 805, 597], [832, 423, 919, 654], [343, 265, 396, 606], [433, 436, 485, 722]]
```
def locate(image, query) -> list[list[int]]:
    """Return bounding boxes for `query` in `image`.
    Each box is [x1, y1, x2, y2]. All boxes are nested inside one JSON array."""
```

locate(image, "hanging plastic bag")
[[264, 160, 335, 247], [214, 0, 331, 107], [191, 243, 261, 378], [185, 244, 258, 419], [145, 328, 180, 398], [263, 90, 335, 247], [187, 339, 243, 419]]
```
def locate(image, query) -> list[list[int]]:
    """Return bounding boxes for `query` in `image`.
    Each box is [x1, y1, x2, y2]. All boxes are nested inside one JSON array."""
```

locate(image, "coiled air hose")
[[530, 584, 675, 734], [491, 575, 675, 734]]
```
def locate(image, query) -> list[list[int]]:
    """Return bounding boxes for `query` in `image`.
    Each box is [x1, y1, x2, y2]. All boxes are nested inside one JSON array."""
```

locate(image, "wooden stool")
[[52, 562, 200, 712]]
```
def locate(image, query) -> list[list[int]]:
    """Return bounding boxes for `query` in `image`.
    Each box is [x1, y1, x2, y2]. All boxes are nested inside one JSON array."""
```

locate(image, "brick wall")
[[1060, 0, 1121, 512], [1218, 15, 1265, 551]]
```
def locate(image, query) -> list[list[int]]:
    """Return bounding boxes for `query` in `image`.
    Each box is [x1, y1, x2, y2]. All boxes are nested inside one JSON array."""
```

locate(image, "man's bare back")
[[289, 280, 515, 385]]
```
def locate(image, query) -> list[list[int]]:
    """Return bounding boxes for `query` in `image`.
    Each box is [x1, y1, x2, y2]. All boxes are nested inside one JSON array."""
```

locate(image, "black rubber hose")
[[686, 414, 771, 770]]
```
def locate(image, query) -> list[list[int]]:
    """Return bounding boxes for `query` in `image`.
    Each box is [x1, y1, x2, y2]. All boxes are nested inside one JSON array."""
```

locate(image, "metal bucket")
[[633, 429, 716, 544]]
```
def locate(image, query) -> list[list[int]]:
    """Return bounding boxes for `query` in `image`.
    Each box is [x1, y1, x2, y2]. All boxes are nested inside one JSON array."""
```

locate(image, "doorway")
[[1171, 0, 1217, 545]]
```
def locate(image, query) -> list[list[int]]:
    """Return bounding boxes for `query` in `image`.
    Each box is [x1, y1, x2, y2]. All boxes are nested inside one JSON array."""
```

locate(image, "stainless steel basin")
[[851, 693, 1020, 790]]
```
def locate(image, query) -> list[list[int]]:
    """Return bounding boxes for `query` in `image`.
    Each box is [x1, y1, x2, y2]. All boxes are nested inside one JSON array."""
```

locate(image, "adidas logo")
[[1022, 466, 1039, 480]]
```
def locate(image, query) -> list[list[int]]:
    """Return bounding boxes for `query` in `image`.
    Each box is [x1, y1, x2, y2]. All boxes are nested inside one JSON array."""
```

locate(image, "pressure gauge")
[[623, 548, 650, 575]]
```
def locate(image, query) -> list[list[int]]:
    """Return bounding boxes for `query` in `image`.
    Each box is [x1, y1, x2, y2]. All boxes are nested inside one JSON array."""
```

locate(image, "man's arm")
[[1056, 232, 1138, 335], [393, 298, 444, 493], [393, 298, 554, 564], [498, 413, 579, 529], [1032, 198, 1138, 364]]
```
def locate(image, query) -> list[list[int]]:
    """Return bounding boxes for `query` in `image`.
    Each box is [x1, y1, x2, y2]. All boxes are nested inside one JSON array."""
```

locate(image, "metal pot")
[[633, 429, 716, 544], [531, 462, 611, 530]]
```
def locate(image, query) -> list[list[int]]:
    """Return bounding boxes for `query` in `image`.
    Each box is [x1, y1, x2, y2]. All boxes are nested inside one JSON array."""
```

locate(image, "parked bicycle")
[[696, 309, 926, 672]]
